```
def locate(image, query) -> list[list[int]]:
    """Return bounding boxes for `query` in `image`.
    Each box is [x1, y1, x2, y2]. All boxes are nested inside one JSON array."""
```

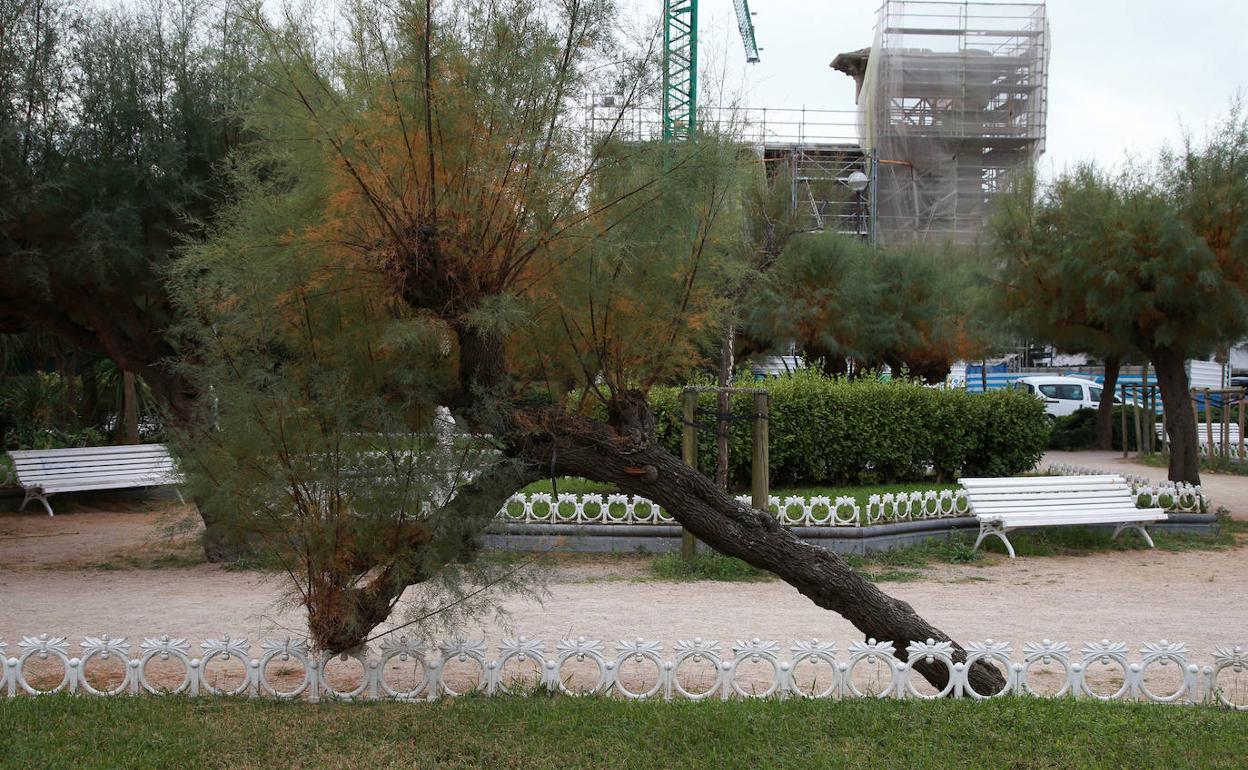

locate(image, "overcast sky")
[[635, 0, 1247, 174]]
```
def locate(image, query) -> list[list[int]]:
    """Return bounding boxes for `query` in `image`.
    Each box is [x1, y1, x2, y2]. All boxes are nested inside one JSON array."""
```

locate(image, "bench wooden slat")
[[17, 461, 178, 480], [979, 512, 1166, 528], [27, 472, 183, 492], [965, 489, 1133, 502], [971, 502, 1143, 515], [8, 445, 173, 459], [960, 475, 1124, 485]]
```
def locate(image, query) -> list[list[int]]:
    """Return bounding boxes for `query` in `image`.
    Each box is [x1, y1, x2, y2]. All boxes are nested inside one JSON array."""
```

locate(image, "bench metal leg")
[[1112, 523, 1155, 548], [973, 521, 1016, 558], [19, 491, 54, 517], [174, 488, 186, 505]]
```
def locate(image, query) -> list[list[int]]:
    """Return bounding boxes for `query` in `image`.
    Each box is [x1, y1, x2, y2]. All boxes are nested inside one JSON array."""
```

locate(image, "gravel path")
[[2, 506, 1245, 656]]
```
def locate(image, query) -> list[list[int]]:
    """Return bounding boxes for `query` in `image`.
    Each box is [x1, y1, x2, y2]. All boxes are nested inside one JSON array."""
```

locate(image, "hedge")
[[649, 371, 1049, 488], [1048, 406, 1161, 452]]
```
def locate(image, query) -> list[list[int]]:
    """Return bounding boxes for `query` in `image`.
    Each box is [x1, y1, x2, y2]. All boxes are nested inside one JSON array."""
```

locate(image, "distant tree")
[[992, 169, 1133, 450], [743, 233, 985, 382], [991, 106, 1248, 482]]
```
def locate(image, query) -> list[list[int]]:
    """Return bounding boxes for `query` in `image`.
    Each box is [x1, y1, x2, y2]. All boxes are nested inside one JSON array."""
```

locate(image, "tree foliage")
[[0, 0, 255, 421], [992, 106, 1248, 482], [743, 233, 988, 382], [165, 0, 1012, 695]]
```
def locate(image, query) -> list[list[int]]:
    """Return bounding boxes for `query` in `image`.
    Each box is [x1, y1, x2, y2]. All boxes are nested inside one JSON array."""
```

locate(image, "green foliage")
[[6, 694, 1248, 769], [0, 0, 255, 418], [743, 233, 987, 381], [0, 373, 108, 450], [992, 106, 1248, 481], [650, 552, 769, 582], [649, 371, 1049, 487], [1048, 408, 1098, 451]]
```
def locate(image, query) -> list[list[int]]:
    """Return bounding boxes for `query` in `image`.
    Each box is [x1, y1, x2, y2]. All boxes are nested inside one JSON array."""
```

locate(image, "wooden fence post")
[[681, 390, 698, 561], [751, 393, 770, 513], [1205, 388, 1214, 461], [1148, 386, 1157, 455], [1132, 385, 1144, 458], [1122, 387, 1130, 458], [1221, 390, 1230, 459], [1239, 398, 1245, 461]]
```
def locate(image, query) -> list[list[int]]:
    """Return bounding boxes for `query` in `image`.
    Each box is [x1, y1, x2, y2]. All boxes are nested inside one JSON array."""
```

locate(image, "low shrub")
[[1049, 408, 1098, 450], [648, 371, 1049, 488], [650, 551, 769, 581]]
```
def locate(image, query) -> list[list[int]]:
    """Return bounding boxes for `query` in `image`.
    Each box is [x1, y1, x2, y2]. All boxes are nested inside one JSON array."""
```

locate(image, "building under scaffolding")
[[832, 1, 1049, 245], [585, 100, 873, 237]]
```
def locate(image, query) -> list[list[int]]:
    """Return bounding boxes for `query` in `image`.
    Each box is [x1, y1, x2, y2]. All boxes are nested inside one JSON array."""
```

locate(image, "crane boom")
[[732, 0, 760, 63], [662, 0, 758, 142]]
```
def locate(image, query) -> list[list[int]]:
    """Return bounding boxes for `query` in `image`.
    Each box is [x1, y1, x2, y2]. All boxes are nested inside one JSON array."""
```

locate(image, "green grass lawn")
[[2, 695, 1244, 769]]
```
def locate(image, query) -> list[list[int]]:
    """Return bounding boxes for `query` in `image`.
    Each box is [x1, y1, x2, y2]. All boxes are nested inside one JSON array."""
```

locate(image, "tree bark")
[[1095, 356, 1120, 451], [122, 371, 140, 445], [1148, 347, 1201, 484]]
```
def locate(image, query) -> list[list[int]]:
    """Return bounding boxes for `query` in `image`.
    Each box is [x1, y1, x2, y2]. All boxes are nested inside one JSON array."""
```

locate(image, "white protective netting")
[[859, 1, 1049, 245]]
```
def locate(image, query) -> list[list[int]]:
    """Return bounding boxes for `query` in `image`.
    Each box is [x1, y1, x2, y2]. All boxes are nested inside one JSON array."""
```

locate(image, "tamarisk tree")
[[993, 108, 1248, 483], [173, 0, 1005, 692]]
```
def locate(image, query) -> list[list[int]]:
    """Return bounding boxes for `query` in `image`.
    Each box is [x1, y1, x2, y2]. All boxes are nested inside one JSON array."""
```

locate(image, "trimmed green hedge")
[[650, 372, 1049, 487]]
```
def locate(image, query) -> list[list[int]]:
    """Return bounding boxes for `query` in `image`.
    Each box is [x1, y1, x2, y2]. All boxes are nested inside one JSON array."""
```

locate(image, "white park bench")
[[7, 445, 184, 516], [959, 475, 1166, 558]]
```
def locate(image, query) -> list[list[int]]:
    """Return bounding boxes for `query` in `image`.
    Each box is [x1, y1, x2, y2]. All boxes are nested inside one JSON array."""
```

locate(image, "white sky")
[[634, 0, 1248, 173]]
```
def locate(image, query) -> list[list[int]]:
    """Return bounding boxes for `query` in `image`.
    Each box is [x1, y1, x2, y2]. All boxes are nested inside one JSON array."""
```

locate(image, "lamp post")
[[845, 170, 869, 238]]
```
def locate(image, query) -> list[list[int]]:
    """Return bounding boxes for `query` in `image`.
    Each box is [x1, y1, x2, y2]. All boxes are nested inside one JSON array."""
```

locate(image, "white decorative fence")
[[498, 472, 1208, 528], [1047, 464, 1209, 513], [498, 490, 972, 527], [3, 634, 1245, 709]]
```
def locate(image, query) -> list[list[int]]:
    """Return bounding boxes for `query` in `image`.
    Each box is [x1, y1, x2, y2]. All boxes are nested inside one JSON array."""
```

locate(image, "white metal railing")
[[3, 634, 1244, 708]]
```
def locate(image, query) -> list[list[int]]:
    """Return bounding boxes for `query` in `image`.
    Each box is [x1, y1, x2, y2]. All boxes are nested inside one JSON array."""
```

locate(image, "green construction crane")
[[662, 0, 759, 142]]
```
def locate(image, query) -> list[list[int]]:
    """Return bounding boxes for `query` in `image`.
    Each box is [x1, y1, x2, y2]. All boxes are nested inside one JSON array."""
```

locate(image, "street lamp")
[[840, 170, 870, 237]]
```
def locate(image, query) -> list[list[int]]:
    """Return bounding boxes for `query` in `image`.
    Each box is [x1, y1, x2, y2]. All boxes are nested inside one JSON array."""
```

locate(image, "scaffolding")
[[585, 98, 873, 236], [833, 1, 1049, 245]]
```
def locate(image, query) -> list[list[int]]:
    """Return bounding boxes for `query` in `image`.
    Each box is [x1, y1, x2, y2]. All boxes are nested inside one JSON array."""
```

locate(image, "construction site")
[[587, 0, 1050, 245]]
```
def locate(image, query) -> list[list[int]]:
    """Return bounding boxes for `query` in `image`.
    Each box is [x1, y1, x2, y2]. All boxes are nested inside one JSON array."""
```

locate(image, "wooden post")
[[680, 390, 698, 561], [1160, 387, 1168, 454], [1192, 390, 1200, 457], [1205, 388, 1215, 462], [1148, 386, 1157, 455], [1222, 390, 1231, 460], [751, 392, 770, 512], [1132, 384, 1144, 458], [1121, 387, 1129, 458], [1238, 397, 1245, 461]]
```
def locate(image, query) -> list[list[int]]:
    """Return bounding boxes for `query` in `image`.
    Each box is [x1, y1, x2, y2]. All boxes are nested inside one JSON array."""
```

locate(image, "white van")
[[1012, 375, 1111, 419]]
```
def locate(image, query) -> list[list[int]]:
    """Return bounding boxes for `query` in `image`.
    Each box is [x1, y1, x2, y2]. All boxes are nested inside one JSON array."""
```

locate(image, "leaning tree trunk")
[[1095, 356, 1120, 451], [1147, 346, 1201, 484], [510, 393, 1008, 695]]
